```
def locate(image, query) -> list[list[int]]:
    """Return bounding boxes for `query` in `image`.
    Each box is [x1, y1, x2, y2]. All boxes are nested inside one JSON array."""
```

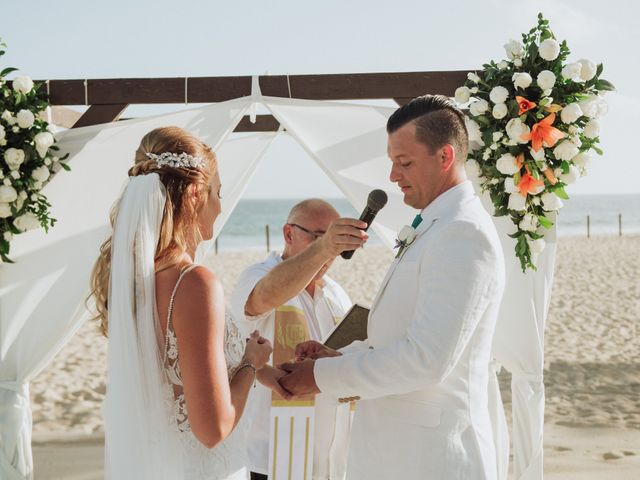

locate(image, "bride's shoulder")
[[178, 265, 223, 299]]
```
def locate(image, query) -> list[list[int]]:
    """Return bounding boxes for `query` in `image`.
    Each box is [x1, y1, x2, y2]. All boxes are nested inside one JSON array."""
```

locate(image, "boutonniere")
[[394, 225, 417, 259]]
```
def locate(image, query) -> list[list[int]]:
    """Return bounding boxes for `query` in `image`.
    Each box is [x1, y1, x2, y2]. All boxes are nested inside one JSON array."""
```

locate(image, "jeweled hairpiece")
[[145, 152, 205, 169]]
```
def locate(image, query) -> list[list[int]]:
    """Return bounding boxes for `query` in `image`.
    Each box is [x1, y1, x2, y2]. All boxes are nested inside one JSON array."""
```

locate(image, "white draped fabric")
[[0, 95, 553, 480]]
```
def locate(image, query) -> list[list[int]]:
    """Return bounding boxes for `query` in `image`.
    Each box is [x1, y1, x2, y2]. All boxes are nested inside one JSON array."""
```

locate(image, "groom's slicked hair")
[[387, 94, 469, 163]]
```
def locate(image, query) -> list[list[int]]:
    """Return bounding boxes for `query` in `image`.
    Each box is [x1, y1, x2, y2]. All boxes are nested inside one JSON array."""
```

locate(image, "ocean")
[[216, 194, 640, 251]]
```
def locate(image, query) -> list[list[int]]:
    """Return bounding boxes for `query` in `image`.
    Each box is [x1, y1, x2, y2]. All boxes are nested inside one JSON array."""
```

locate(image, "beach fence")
[[585, 213, 625, 238]]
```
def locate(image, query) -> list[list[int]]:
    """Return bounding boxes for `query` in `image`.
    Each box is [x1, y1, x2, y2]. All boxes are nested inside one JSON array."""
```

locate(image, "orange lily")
[[517, 167, 545, 196], [516, 153, 525, 169], [543, 168, 558, 185], [516, 96, 537, 115], [521, 113, 565, 152]]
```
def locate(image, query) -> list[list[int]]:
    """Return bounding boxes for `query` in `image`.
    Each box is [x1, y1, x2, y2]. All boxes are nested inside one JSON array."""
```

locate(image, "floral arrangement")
[[454, 14, 614, 271], [0, 39, 68, 263]]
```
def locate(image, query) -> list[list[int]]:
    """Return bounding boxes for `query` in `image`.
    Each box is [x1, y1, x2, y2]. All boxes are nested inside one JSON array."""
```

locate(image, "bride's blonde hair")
[[89, 126, 217, 337]]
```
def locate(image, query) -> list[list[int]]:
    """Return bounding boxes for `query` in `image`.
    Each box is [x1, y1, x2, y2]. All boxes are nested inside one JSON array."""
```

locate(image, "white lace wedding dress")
[[164, 265, 250, 480]]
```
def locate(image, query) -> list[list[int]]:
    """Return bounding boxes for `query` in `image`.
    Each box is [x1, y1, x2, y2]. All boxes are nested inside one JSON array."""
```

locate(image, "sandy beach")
[[30, 235, 640, 479]]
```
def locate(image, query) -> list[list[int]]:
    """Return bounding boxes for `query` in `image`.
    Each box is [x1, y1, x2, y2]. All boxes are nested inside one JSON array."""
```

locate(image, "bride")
[[89, 126, 290, 479]]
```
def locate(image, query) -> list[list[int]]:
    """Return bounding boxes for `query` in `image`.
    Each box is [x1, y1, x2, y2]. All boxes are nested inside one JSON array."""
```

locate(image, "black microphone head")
[[367, 189, 388, 212]]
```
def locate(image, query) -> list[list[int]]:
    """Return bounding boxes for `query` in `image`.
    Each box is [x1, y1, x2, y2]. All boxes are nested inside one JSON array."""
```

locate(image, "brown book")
[[323, 304, 369, 351]]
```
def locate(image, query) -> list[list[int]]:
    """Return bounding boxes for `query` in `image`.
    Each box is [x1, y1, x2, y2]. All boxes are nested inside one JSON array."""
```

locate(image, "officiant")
[[230, 198, 367, 480]]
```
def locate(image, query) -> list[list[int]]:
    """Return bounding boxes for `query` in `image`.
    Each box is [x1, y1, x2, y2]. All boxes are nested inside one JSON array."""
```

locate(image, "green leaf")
[[595, 79, 616, 91], [554, 186, 570, 200], [596, 63, 604, 78], [592, 145, 603, 155], [0, 67, 17, 77], [538, 216, 554, 228]]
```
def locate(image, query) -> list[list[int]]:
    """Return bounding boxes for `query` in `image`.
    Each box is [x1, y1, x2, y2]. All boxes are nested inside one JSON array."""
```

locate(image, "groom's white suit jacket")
[[315, 181, 505, 480]]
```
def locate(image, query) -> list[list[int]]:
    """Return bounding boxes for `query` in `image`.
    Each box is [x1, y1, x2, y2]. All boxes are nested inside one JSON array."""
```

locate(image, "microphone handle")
[[340, 207, 377, 260]]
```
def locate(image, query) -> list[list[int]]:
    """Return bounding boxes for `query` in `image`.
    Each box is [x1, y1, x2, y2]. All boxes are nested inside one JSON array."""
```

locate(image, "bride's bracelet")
[[234, 362, 257, 388]]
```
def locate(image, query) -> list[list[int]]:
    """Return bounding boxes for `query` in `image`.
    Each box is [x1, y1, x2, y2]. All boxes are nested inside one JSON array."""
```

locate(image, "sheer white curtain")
[[0, 97, 255, 479]]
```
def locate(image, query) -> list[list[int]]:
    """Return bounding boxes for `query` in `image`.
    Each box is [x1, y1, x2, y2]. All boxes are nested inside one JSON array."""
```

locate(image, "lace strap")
[[163, 264, 199, 362]]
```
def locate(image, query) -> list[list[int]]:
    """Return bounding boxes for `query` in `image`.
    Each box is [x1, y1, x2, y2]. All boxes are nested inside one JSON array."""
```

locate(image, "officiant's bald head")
[[283, 199, 339, 261]]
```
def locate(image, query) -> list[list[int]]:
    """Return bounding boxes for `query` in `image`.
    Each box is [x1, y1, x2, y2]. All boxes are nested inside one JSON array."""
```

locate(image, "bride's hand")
[[243, 330, 272, 370], [257, 366, 293, 400]]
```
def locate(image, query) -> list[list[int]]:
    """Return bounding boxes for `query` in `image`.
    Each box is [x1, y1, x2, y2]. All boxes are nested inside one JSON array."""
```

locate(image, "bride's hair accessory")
[[145, 151, 205, 169]]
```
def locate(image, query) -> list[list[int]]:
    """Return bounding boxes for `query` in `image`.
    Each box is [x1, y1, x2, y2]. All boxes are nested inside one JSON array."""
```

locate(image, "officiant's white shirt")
[[315, 181, 505, 480], [231, 252, 352, 479]]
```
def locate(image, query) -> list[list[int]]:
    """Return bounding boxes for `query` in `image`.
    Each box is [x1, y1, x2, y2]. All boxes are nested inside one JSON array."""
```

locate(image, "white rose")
[[514, 58, 523, 67], [573, 151, 591, 169], [0, 185, 18, 203], [578, 59, 597, 81], [528, 238, 546, 254], [3, 178, 10, 186], [16, 109, 35, 129], [560, 103, 583, 124], [482, 149, 491, 160], [579, 95, 607, 119], [560, 164, 580, 184], [470, 87, 479, 94], [0, 203, 11, 218], [489, 86, 509, 104], [469, 99, 489, 116], [467, 72, 481, 83], [536, 70, 556, 91], [539, 38, 560, 61], [583, 120, 600, 139], [2, 110, 16, 125], [4, 148, 25, 170], [454, 86, 471, 104], [492, 103, 508, 120], [519, 213, 539, 232], [3, 231, 12, 241], [529, 147, 546, 162], [504, 39, 524, 60], [31, 165, 50, 183], [464, 117, 484, 151], [465, 159, 481, 177], [490, 143, 499, 151], [498, 61, 509, 70], [0, 124, 5, 140], [506, 118, 531, 144], [10, 171, 19, 179], [496, 153, 520, 175], [541, 192, 563, 211], [12, 76, 34, 94], [553, 140, 580, 161], [508, 193, 527, 212], [504, 177, 519, 194], [397, 225, 417, 244], [34, 132, 54, 158], [512, 72, 532, 90], [13, 212, 41, 232], [561, 62, 582, 81]]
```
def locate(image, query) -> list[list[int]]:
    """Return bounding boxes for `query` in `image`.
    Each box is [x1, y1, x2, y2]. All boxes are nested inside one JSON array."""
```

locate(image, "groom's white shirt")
[[314, 181, 505, 480]]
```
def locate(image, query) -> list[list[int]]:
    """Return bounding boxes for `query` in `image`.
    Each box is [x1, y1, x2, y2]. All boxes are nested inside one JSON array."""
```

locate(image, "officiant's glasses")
[[288, 223, 325, 240]]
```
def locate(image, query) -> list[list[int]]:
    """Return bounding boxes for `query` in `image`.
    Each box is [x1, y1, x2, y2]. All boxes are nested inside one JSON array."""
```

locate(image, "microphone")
[[341, 189, 388, 260]]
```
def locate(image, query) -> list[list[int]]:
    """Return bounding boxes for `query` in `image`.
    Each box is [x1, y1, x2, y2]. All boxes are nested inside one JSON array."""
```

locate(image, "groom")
[[280, 95, 505, 479]]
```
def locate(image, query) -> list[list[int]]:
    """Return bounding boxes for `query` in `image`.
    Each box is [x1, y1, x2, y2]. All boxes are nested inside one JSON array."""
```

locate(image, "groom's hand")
[[295, 340, 341, 361], [278, 359, 320, 397]]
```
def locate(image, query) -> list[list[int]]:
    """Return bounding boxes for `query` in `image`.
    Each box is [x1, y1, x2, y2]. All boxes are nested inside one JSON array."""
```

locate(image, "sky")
[[1, 0, 638, 197]]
